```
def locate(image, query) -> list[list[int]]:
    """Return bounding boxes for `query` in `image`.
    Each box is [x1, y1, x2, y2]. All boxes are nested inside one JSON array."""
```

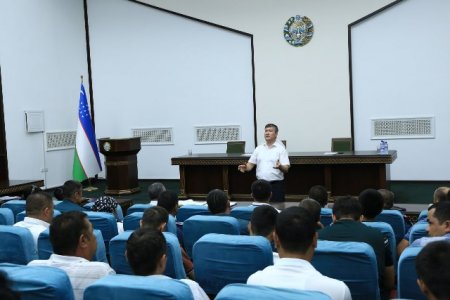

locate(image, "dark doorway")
[[0, 67, 9, 181]]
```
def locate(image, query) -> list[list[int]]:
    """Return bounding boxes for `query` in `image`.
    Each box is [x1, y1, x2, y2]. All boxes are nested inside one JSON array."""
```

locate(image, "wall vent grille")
[[132, 128, 173, 145], [195, 125, 240, 143], [371, 117, 434, 139], [46, 131, 76, 151]]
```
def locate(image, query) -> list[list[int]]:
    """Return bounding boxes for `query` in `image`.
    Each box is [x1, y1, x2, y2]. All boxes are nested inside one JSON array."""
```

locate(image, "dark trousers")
[[269, 180, 285, 202]]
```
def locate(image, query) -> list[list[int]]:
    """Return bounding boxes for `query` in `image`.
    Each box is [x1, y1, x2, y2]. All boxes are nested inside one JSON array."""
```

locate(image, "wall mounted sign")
[[283, 15, 314, 47]]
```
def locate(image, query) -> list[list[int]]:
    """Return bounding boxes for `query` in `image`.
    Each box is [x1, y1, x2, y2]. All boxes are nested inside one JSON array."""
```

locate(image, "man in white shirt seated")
[[247, 206, 352, 300], [28, 211, 115, 300], [14, 191, 54, 250], [126, 228, 209, 300]]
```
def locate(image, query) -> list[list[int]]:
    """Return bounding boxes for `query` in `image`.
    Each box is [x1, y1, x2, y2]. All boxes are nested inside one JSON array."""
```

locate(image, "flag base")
[[83, 186, 98, 192]]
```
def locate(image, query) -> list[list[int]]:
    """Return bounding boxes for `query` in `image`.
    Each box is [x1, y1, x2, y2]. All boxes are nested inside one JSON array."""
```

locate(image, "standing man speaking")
[[238, 123, 290, 202]]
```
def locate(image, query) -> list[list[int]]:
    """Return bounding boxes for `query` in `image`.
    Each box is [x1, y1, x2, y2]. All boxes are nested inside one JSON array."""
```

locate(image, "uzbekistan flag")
[[72, 83, 102, 181]]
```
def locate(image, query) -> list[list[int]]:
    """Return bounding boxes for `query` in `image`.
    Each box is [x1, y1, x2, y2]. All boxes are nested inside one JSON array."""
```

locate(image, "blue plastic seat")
[[123, 212, 177, 234], [126, 203, 153, 215], [397, 247, 424, 300], [1, 200, 26, 222], [0, 225, 38, 264], [109, 231, 186, 279], [417, 209, 428, 222], [312, 240, 380, 300], [176, 205, 211, 222], [230, 206, 255, 235], [85, 211, 118, 253], [320, 208, 333, 227], [375, 210, 405, 244], [193, 233, 273, 295], [183, 215, 239, 258], [0, 207, 14, 225], [216, 283, 332, 300], [0, 263, 74, 300], [16, 209, 61, 222], [409, 223, 428, 243], [84, 274, 194, 300], [363, 221, 396, 269]]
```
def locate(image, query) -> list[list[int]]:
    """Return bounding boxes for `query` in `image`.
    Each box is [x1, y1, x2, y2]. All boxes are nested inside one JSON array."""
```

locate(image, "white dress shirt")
[[150, 275, 209, 300], [14, 217, 49, 251], [249, 141, 290, 181]]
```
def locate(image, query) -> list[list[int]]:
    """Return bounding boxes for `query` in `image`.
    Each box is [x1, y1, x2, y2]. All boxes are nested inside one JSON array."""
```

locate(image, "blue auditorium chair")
[[397, 246, 424, 300], [37, 228, 107, 263], [417, 209, 428, 222], [183, 215, 239, 257], [363, 221, 396, 269], [84, 201, 124, 221], [16, 209, 61, 222], [0, 207, 14, 225], [123, 212, 177, 234], [126, 203, 153, 215], [312, 240, 379, 300], [84, 274, 193, 300], [0, 263, 74, 300], [176, 205, 211, 223], [85, 211, 118, 253], [193, 233, 273, 295], [1, 200, 26, 222], [216, 283, 332, 300], [230, 206, 255, 235], [375, 210, 405, 244], [409, 222, 428, 243], [0, 225, 37, 264], [320, 207, 333, 227], [109, 231, 186, 279]]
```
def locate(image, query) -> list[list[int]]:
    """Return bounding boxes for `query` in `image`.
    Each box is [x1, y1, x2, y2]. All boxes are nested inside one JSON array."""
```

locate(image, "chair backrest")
[[216, 283, 332, 300], [320, 208, 333, 227], [226, 141, 245, 154], [312, 240, 380, 300], [193, 233, 273, 295], [126, 203, 153, 215], [85, 211, 118, 253], [123, 212, 177, 235], [0, 225, 37, 264], [230, 206, 256, 235], [375, 210, 405, 243], [363, 221, 396, 269], [37, 228, 107, 263], [183, 215, 239, 257], [0, 263, 74, 300], [331, 138, 352, 152], [397, 247, 424, 300], [84, 202, 124, 221], [16, 209, 61, 223], [409, 222, 429, 243], [1, 200, 26, 222], [84, 274, 194, 300], [176, 205, 211, 223], [417, 209, 428, 222], [0, 207, 14, 225], [109, 231, 186, 279]]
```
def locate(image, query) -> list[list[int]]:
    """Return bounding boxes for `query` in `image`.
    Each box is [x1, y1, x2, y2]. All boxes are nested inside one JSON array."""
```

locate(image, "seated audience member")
[[432, 186, 450, 203], [14, 191, 54, 250], [28, 211, 115, 300], [299, 198, 324, 229], [206, 189, 230, 215], [126, 229, 208, 300], [251, 179, 272, 205], [0, 272, 19, 300], [411, 201, 450, 247], [157, 190, 179, 217], [359, 189, 384, 222], [308, 185, 329, 208], [141, 206, 194, 279], [55, 180, 87, 213], [415, 240, 450, 300], [248, 205, 279, 259], [53, 187, 65, 200], [148, 182, 166, 203], [247, 207, 351, 300], [318, 196, 394, 299], [91, 196, 124, 234], [378, 189, 395, 210]]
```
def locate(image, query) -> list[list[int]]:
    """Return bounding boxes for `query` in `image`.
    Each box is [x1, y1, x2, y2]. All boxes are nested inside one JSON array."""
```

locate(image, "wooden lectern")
[[98, 137, 141, 195]]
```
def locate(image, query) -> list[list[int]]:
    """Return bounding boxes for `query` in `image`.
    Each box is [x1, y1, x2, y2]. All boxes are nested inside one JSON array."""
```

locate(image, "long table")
[[171, 151, 397, 201]]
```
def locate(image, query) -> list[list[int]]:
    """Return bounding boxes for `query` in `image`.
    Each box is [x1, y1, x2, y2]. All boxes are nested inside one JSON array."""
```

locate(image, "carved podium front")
[[99, 137, 141, 195]]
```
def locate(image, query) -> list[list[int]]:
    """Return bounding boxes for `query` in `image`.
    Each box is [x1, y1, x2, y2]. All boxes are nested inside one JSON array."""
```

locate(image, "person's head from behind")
[[157, 190, 178, 216], [416, 241, 450, 300], [53, 187, 64, 200], [264, 123, 279, 144], [299, 198, 322, 228], [427, 201, 450, 237], [91, 196, 119, 219], [140, 206, 169, 232], [206, 189, 230, 215], [378, 189, 395, 209], [0, 272, 20, 300], [308, 185, 328, 207], [62, 180, 83, 204], [274, 206, 316, 259], [148, 182, 166, 201], [248, 205, 278, 241], [433, 187, 450, 204], [359, 188, 384, 220], [126, 228, 167, 276], [50, 211, 97, 260], [332, 196, 362, 222], [251, 180, 272, 202], [26, 191, 54, 223]]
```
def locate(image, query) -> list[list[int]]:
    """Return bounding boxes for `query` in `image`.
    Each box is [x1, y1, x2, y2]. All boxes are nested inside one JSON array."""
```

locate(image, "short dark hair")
[[250, 205, 278, 237], [157, 191, 178, 213], [416, 241, 450, 299], [26, 191, 53, 216], [62, 180, 82, 198], [332, 196, 362, 221], [308, 185, 328, 207], [148, 182, 166, 200], [50, 211, 89, 255], [378, 189, 395, 209], [206, 189, 229, 214], [275, 206, 315, 253], [359, 188, 384, 219], [265, 123, 279, 133], [53, 187, 64, 200], [298, 198, 321, 223], [433, 201, 450, 224], [126, 228, 166, 276], [0, 272, 20, 300], [251, 180, 272, 201], [141, 206, 169, 230]]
